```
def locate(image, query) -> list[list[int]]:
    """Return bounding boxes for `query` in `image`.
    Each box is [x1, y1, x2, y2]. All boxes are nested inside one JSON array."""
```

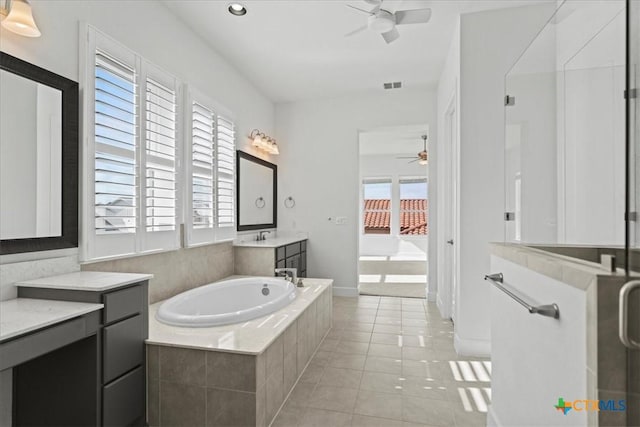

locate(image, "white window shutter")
[[215, 115, 236, 241], [140, 63, 180, 252], [87, 29, 139, 260], [185, 92, 216, 246]]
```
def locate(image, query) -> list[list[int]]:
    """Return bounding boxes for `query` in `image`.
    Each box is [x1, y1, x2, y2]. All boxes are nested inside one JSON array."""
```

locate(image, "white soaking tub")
[[156, 277, 296, 327]]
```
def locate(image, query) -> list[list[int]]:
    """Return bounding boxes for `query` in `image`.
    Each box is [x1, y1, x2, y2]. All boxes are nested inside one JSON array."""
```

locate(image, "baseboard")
[[332, 286, 359, 297], [427, 290, 437, 302], [454, 334, 491, 357], [486, 405, 501, 427]]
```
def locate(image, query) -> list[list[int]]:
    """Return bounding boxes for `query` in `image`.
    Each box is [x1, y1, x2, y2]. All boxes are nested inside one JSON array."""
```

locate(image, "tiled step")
[[359, 260, 426, 275]]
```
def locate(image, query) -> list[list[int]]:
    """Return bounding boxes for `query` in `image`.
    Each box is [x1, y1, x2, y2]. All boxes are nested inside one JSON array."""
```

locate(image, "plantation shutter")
[[141, 64, 180, 251], [216, 115, 235, 239], [88, 32, 140, 259], [186, 95, 216, 245]]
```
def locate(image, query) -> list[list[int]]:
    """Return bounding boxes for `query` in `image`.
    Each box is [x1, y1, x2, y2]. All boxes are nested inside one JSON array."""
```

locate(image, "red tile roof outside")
[[363, 199, 428, 235]]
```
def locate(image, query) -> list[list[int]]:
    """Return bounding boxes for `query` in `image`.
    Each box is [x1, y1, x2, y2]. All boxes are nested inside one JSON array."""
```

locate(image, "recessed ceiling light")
[[228, 3, 247, 16]]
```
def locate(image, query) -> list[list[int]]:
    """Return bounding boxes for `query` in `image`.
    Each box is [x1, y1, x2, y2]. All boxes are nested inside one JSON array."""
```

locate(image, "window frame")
[[362, 178, 393, 236]]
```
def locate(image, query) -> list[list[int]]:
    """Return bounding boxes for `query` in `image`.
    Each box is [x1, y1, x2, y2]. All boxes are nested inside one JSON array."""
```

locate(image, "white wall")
[[436, 3, 557, 356], [276, 89, 437, 296], [359, 154, 428, 256]]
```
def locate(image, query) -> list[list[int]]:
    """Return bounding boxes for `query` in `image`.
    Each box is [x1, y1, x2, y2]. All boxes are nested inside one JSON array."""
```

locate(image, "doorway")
[[357, 126, 429, 298]]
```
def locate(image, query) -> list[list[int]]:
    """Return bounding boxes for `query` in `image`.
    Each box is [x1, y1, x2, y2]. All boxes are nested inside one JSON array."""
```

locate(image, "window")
[[85, 27, 180, 260], [363, 179, 392, 235], [399, 178, 428, 236], [185, 90, 236, 246]]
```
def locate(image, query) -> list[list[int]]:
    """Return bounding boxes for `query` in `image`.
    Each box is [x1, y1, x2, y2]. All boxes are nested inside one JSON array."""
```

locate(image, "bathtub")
[[156, 277, 296, 327]]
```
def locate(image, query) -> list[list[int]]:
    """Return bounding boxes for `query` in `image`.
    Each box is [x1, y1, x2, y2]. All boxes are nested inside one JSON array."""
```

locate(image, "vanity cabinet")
[[17, 273, 150, 427], [275, 240, 307, 278]]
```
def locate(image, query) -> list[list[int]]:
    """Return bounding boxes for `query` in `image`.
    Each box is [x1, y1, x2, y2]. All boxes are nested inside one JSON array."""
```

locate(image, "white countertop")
[[17, 271, 154, 292], [233, 233, 307, 248], [147, 278, 332, 354], [0, 298, 104, 342]]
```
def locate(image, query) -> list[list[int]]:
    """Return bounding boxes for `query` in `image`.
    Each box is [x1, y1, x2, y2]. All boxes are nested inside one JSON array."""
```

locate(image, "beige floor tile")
[[368, 343, 403, 358], [402, 318, 429, 327], [318, 338, 340, 352], [351, 414, 404, 427], [401, 376, 450, 401], [354, 390, 403, 420], [364, 356, 402, 375], [307, 385, 358, 413], [371, 333, 401, 346], [309, 350, 332, 366], [335, 340, 370, 355], [401, 304, 426, 313], [375, 317, 403, 326], [401, 335, 430, 348], [377, 309, 403, 318], [401, 396, 455, 426], [272, 404, 305, 427], [340, 331, 372, 343], [299, 362, 326, 384], [286, 382, 317, 408], [319, 367, 363, 389], [343, 322, 375, 333], [328, 353, 367, 370], [300, 408, 352, 427], [401, 326, 429, 335], [359, 371, 403, 394], [373, 324, 403, 334]]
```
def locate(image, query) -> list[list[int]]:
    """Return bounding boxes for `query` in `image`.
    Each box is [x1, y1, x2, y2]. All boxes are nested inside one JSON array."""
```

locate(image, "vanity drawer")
[[301, 240, 307, 252], [103, 314, 144, 384], [285, 242, 301, 258], [300, 253, 307, 272], [276, 246, 286, 261], [103, 366, 144, 426], [103, 285, 144, 324]]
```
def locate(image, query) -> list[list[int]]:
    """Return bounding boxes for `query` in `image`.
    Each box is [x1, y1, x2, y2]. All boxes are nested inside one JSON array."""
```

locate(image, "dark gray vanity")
[[275, 240, 307, 278], [10, 271, 152, 426]]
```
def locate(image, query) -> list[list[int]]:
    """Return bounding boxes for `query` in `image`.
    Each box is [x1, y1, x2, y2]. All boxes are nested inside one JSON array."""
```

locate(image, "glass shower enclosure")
[[504, 0, 638, 424]]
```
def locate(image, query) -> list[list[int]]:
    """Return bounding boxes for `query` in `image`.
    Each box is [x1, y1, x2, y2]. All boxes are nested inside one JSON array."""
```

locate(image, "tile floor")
[[272, 295, 491, 427]]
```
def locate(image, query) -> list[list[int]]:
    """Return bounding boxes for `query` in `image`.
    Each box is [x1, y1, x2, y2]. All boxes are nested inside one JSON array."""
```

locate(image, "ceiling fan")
[[345, 0, 432, 44], [397, 135, 428, 165]]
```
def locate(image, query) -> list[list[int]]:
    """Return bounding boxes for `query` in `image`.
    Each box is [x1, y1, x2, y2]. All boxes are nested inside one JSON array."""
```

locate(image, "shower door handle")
[[619, 280, 640, 350]]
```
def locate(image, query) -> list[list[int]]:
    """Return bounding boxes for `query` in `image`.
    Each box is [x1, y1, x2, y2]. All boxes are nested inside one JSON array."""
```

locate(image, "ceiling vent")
[[383, 81, 402, 90]]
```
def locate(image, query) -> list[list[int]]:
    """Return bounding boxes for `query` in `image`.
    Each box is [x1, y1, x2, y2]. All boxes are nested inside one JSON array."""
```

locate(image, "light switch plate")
[[335, 216, 347, 225]]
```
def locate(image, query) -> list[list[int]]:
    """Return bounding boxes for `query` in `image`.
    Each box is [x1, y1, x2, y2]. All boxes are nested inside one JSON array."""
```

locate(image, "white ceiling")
[[359, 125, 428, 155], [162, 0, 553, 103]]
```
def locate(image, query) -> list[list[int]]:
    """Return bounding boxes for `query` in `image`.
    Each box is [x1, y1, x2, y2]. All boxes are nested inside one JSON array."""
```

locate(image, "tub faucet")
[[275, 268, 297, 284], [257, 231, 271, 241]]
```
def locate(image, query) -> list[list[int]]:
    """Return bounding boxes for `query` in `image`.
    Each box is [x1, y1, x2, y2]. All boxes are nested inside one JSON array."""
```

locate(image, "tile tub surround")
[[146, 279, 332, 426], [234, 247, 276, 277], [82, 241, 234, 304]]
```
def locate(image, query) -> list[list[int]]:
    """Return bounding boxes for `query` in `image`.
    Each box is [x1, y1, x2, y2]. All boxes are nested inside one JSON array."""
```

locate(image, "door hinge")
[[504, 212, 515, 221], [504, 95, 515, 106], [625, 88, 638, 99], [626, 211, 638, 222]]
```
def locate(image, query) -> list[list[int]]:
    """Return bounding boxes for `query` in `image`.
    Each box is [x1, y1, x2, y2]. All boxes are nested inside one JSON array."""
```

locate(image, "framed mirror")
[[236, 151, 277, 231], [0, 52, 79, 255]]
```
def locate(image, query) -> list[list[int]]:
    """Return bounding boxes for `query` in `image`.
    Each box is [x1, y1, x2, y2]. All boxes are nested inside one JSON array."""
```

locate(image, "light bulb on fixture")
[[419, 159, 428, 165], [249, 129, 280, 156], [1, 0, 41, 38]]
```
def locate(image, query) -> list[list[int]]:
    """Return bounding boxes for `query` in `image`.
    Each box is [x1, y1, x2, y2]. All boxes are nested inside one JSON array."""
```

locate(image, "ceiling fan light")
[[368, 13, 395, 34], [419, 159, 428, 165]]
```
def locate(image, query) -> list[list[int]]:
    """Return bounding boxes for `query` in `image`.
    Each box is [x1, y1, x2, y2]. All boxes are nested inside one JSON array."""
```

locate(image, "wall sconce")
[[0, 0, 41, 37], [250, 129, 279, 155]]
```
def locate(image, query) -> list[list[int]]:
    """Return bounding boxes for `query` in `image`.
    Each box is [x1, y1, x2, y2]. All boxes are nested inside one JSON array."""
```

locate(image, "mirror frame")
[[0, 52, 79, 255], [236, 150, 277, 231]]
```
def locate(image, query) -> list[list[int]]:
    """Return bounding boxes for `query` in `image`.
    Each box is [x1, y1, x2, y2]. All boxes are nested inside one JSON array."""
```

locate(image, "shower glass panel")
[[505, 0, 627, 248], [630, 0, 639, 273]]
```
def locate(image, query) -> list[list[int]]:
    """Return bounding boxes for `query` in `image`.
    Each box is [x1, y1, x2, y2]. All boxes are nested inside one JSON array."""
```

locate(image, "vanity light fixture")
[[250, 129, 279, 155], [0, 0, 41, 38], [228, 3, 247, 16]]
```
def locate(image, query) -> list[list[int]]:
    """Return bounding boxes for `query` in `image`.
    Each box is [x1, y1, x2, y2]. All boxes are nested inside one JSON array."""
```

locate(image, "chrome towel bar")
[[484, 273, 560, 319]]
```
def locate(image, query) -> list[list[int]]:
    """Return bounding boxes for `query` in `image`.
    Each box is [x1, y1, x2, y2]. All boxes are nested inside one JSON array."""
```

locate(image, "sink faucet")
[[257, 231, 271, 241], [275, 268, 298, 285]]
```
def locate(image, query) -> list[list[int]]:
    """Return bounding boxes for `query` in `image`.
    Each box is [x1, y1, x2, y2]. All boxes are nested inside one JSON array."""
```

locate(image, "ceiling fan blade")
[[345, 24, 368, 37], [381, 27, 400, 44], [396, 156, 418, 159], [408, 158, 420, 163], [395, 8, 432, 25], [346, 4, 375, 15]]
